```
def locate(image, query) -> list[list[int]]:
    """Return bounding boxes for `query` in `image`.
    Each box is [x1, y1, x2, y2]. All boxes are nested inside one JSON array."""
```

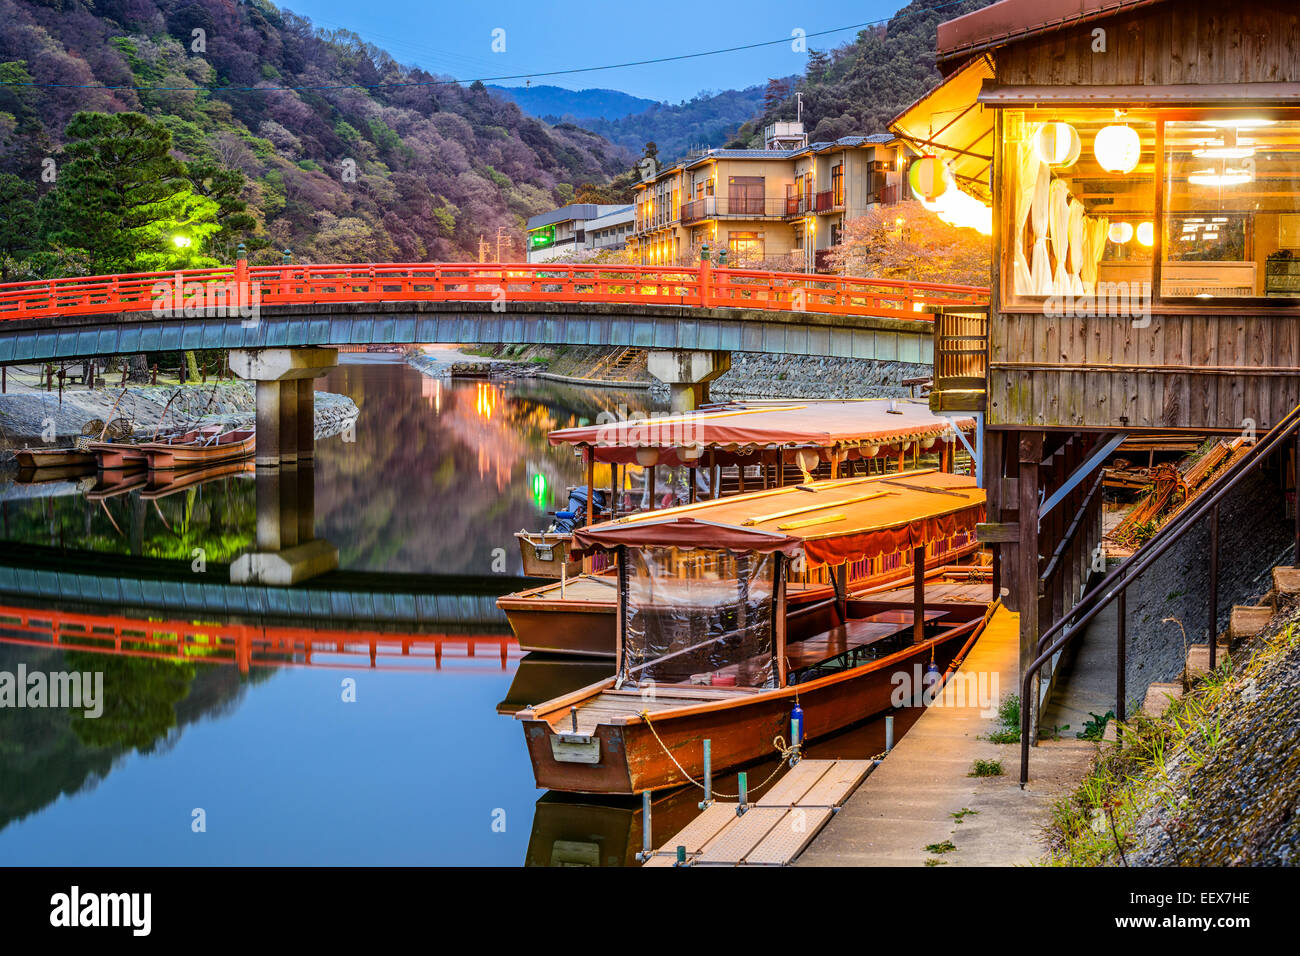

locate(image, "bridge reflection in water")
[[0, 603, 518, 674]]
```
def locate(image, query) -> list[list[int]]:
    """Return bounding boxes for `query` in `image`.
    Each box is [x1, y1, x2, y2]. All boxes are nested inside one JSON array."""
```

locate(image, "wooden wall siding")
[[994, 3, 1300, 88], [989, 312, 1300, 430]]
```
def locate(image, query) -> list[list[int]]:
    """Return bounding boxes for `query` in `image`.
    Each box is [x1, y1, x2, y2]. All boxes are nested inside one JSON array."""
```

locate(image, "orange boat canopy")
[[573, 469, 985, 568], [549, 399, 974, 467]]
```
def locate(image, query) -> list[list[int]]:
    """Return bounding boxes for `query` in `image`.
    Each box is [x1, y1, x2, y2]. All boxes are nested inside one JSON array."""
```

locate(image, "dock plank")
[[797, 760, 874, 807], [756, 759, 832, 806], [650, 802, 735, 856], [695, 807, 787, 865], [743, 808, 834, 865]]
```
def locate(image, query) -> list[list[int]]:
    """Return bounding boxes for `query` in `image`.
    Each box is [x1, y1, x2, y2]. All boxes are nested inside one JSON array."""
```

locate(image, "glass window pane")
[[1002, 110, 1155, 304], [1163, 118, 1300, 298]]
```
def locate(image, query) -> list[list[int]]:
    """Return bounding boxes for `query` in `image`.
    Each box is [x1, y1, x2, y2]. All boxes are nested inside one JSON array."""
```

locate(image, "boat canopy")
[[548, 399, 974, 468], [573, 469, 985, 569]]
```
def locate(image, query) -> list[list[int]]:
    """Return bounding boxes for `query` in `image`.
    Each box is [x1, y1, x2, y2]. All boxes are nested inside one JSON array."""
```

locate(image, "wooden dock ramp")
[[642, 759, 873, 867]]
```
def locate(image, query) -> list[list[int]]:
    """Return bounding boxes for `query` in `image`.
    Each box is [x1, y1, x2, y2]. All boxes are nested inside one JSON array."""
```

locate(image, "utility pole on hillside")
[[478, 236, 488, 263], [495, 226, 510, 262]]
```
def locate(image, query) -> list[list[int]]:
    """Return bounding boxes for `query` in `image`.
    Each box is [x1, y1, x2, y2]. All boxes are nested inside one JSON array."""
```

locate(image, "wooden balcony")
[[929, 305, 989, 414]]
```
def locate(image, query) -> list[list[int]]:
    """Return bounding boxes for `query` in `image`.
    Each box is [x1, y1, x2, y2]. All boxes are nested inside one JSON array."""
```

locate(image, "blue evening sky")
[[280, 0, 906, 103]]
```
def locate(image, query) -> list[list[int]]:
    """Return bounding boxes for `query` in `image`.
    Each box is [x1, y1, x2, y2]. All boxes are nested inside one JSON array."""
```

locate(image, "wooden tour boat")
[[516, 469, 989, 795], [501, 400, 978, 657], [139, 427, 255, 472]]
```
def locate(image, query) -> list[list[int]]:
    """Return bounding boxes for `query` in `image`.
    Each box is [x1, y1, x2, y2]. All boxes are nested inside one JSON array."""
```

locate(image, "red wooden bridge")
[[0, 261, 987, 322]]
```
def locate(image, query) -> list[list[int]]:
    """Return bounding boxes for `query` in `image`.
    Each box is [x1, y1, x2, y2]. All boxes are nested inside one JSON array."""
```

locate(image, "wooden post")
[[985, 431, 1006, 599], [1017, 432, 1043, 733], [584, 447, 596, 574], [775, 553, 788, 688], [611, 463, 620, 521], [1116, 586, 1127, 723], [648, 464, 657, 510], [833, 562, 848, 622], [689, 466, 697, 503], [913, 545, 926, 643]]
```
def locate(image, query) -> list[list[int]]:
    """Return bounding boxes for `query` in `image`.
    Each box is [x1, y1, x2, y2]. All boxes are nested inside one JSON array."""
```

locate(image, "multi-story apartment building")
[[628, 124, 910, 271], [525, 204, 635, 262]]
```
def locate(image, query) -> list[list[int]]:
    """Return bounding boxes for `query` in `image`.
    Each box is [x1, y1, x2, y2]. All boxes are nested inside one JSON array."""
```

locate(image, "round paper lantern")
[[1136, 221, 1155, 247], [1108, 221, 1135, 244], [1034, 122, 1081, 167], [908, 156, 947, 202], [677, 444, 703, 462], [635, 448, 660, 467], [1094, 125, 1142, 174]]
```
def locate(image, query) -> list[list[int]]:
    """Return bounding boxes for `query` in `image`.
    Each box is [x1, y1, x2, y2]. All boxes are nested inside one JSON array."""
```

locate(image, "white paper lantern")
[[1108, 221, 1134, 244], [1136, 221, 1155, 247], [1034, 122, 1081, 167], [1094, 125, 1142, 174]]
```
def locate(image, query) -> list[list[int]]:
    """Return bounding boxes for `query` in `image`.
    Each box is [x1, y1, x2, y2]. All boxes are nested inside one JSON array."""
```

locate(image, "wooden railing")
[[0, 261, 988, 324]]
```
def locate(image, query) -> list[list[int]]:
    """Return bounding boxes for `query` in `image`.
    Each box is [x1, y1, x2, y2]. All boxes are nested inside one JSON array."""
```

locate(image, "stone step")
[[1229, 605, 1273, 641], [1142, 682, 1183, 717], [1185, 643, 1233, 682], [1272, 566, 1300, 597]]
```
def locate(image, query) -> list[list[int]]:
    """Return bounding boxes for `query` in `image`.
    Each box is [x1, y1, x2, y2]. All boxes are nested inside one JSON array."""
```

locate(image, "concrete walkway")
[[798, 607, 1097, 866]]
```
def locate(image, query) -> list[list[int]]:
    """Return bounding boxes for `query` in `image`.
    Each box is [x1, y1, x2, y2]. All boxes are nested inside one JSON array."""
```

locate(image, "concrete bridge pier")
[[228, 347, 339, 586], [646, 349, 731, 413]]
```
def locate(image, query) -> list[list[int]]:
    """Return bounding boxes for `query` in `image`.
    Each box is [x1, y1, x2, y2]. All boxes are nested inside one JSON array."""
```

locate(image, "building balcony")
[[682, 197, 789, 223]]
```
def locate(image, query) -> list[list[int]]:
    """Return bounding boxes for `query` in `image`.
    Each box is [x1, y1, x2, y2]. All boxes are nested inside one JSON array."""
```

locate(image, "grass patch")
[[1046, 621, 1300, 866], [1077, 710, 1114, 741], [969, 759, 1004, 777], [950, 808, 978, 824], [924, 840, 956, 854], [924, 858, 947, 867], [984, 694, 1021, 744]]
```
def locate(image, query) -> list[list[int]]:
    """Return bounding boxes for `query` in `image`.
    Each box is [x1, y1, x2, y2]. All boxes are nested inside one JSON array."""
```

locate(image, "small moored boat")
[[139, 428, 255, 471]]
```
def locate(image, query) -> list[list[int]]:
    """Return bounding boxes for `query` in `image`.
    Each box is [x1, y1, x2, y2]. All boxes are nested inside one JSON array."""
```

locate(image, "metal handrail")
[[1038, 469, 1105, 587], [1019, 402, 1300, 784]]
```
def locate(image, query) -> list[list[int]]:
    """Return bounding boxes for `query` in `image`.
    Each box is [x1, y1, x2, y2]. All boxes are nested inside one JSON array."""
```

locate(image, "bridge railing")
[[0, 262, 988, 323]]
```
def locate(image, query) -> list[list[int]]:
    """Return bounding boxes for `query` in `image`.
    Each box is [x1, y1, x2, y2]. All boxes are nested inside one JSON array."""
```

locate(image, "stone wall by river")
[[0, 381, 358, 447], [425, 344, 930, 401]]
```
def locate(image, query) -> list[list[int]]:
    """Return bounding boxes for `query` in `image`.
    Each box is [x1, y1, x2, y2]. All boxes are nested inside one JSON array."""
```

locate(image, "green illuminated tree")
[[41, 111, 220, 273]]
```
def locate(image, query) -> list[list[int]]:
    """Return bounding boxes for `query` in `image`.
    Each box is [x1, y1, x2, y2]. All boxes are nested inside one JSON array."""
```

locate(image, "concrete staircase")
[[1142, 565, 1300, 716]]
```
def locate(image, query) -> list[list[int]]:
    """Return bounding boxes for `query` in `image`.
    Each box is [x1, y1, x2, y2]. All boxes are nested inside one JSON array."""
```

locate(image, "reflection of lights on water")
[[475, 382, 496, 420], [531, 472, 548, 510]]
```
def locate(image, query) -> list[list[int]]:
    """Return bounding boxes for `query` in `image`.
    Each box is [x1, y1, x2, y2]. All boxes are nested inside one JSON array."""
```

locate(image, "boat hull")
[[520, 622, 973, 795], [142, 432, 255, 471], [15, 448, 94, 470]]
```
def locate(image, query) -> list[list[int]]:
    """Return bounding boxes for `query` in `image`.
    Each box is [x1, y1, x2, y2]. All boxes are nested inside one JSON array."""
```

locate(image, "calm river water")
[[0, 353, 916, 865]]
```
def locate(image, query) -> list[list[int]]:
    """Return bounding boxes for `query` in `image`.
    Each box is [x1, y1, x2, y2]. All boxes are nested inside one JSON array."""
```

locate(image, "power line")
[[0, 1, 974, 95]]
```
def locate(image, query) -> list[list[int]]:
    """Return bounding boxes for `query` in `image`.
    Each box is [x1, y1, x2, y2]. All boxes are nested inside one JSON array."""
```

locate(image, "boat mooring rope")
[[638, 708, 799, 799]]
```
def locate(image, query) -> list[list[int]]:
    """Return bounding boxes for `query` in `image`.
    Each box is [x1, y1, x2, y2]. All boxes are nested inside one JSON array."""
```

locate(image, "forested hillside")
[[488, 85, 657, 122], [0, 0, 628, 276], [571, 84, 774, 162], [735, 0, 996, 145]]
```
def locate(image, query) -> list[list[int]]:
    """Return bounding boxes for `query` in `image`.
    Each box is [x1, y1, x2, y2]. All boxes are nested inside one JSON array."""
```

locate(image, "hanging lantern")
[[635, 448, 660, 467], [1094, 125, 1142, 174], [1136, 221, 1155, 247], [1034, 122, 1081, 167], [862, 443, 880, 458], [908, 156, 947, 202], [1108, 221, 1135, 244], [676, 444, 704, 462], [795, 449, 821, 474]]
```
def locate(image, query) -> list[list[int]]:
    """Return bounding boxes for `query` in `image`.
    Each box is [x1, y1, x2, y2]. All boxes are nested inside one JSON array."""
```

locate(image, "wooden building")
[[894, 0, 1300, 714]]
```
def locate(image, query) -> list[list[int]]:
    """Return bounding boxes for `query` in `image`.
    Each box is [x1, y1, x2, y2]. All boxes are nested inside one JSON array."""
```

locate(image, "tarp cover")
[[549, 399, 974, 468], [622, 547, 775, 688], [575, 469, 984, 569]]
